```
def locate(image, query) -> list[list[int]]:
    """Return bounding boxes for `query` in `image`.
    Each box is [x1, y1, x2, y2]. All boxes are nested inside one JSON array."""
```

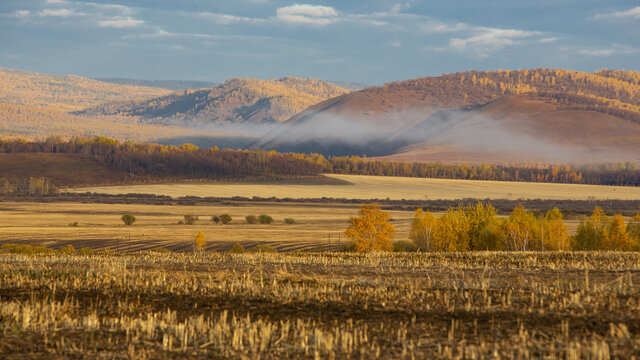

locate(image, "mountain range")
[[1, 66, 640, 165]]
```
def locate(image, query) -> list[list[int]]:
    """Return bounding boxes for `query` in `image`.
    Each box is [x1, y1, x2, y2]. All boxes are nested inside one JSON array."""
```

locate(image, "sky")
[[1, 0, 638, 84]]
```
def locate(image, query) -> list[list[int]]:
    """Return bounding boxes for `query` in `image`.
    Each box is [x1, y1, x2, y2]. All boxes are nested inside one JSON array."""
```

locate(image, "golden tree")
[[541, 207, 570, 251], [466, 202, 501, 250], [193, 231, 206, 253], [345, 203, 395, 252], [433, 207, 470, 252], [409, 208, 436, 251], [573, 207, 609, 250], [607, 214, 633, 250], [500, 205, 540, 251]]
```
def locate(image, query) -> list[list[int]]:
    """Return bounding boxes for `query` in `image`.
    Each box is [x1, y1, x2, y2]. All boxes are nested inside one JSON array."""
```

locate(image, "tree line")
[[2, 137, 640, 186], [345, 203, 640, 252]]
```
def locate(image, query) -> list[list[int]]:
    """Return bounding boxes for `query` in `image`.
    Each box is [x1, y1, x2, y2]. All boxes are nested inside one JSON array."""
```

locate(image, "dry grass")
[[0, 251, 638, 358], [69, 174, 640, 201], [0, 201, 414, 252]]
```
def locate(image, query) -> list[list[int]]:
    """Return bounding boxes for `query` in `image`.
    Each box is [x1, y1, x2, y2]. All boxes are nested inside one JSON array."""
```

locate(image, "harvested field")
[[0, 252, 638, 358], [0, 201, 414, 252], [69, 174, 640, 201]]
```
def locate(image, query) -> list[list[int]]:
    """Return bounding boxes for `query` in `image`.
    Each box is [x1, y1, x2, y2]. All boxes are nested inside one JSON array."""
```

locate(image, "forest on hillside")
[[1, 138, 640, 187]]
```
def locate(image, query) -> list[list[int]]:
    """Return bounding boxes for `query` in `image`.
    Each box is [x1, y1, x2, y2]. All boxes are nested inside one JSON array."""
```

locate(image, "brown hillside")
[[79, 77, 349, 125], [257, 68, 640, 164], [0, 153, 132, 186]]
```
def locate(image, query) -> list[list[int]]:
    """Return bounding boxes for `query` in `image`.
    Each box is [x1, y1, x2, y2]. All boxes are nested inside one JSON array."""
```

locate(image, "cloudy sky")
[[1, 0, 638, 84]]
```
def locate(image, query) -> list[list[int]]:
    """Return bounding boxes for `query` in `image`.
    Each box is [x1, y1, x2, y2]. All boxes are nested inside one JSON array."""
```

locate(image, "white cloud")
[[11, 10, 31, 18], [448, 28, 540, 58], [98, 16, 144, 28], [420, 21, 467, 34], [593, 6, 640, 20], [578, 45, 639, 57], [196, 12, 265, 25], [46, 0, 69, 4], [276, 4, 339, 25], [539, 37, 557, 43], [38, 9, 79, 17]]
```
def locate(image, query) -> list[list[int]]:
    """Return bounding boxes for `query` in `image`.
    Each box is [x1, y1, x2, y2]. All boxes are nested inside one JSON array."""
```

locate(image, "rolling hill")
[[92, 78, 218, 91], [0, 67, 172, 112], [79, 77, 349, 125], [255, 68, 640, 164]]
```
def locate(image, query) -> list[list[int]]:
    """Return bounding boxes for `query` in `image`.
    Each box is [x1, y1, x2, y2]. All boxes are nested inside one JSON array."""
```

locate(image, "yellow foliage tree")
[[345, 203, 395, 252], [500, 205, 541, 251], [193, 231, 206, 253], [607, 214, 633, 251], [466, 202, 501, 250], [573, 207, 609, 250], [541, 208, 570, 251], [433, 207, 470, 252], [409, 208, 436, 251]]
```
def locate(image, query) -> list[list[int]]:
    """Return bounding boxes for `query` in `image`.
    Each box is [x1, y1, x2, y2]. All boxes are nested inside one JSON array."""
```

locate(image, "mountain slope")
[[92, 78, 217, 91], [0, 67, 172, 112], [79, 77, 349, 125], [256, 68, 640, 164]]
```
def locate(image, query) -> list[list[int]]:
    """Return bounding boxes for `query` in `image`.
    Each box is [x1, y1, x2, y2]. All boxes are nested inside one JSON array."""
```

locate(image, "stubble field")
[[0, 251, 638, 359], [0, 201, 414, 252]]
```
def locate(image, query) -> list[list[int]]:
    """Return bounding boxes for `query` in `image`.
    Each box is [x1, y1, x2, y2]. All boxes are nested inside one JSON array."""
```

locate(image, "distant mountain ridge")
[[79, 77, 349, 125], [255, 68, 640, 164], [93, 78, 218, 91]]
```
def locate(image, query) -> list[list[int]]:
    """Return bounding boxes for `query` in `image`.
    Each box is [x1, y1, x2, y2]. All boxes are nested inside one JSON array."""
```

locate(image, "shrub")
[[259, 214, 274, 224], [253, 244, 277, 253], [68, 222, 79, 227], [150, 248, 172, 253], [193, 231, 206, 253], [181, 215, 199, 225], [245, 215, 258, 224], [284, 217, 296, 224], [1, 243, 54, 254], [230, 243, 245, 254], [61, 244, 76, 255], [219, 214, 232, 224], [79, 247, 93, 255], [121, 214, 136, 226], [392, 240, 418, 252], [211, 215, 220, 224]]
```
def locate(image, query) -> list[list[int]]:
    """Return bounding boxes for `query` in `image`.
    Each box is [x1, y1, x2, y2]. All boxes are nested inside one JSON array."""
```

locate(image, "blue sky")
[[1, 0, 638, 84]]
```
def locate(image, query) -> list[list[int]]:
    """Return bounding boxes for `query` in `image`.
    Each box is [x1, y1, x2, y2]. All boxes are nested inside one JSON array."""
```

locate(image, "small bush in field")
[[219, 214, 232, 224], [259, 214, 274, 224], [193, 231, 206, 253], [121, 214, 136, 226], [181, 215, 198, 225], [1, 243, 54, 254], [79, 247, 93, 255], [245, 215, 258, 224], [61, 244, 76, 255], [211, 215, 220, 224], [392, 240, 418, 252], [284, 217, 296, 224], [253, 244, 277, 253], [230, 244, 245, 254], [68, 222, 79, 227]]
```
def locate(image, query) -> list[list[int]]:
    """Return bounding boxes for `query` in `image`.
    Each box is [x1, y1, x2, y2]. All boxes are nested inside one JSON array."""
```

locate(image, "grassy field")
[[69, 174, 640, 201], [0, 251, 637, 358], [0, 201, 415, 252]]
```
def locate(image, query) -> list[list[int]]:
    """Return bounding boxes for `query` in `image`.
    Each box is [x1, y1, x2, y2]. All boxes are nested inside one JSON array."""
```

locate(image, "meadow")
[[69, 174, 640, 201], [0, 201, 415, 252], [0, 251, 638, 359]]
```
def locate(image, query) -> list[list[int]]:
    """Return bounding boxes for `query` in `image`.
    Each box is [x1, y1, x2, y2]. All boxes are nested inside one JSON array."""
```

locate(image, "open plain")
[[68, 174, 640, 201]]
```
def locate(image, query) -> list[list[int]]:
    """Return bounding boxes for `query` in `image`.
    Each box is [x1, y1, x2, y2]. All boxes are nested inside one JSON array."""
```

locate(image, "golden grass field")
[[0, 201, 414, 252], [69, 174, 640, 201], [0, 251, 638, 358]]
